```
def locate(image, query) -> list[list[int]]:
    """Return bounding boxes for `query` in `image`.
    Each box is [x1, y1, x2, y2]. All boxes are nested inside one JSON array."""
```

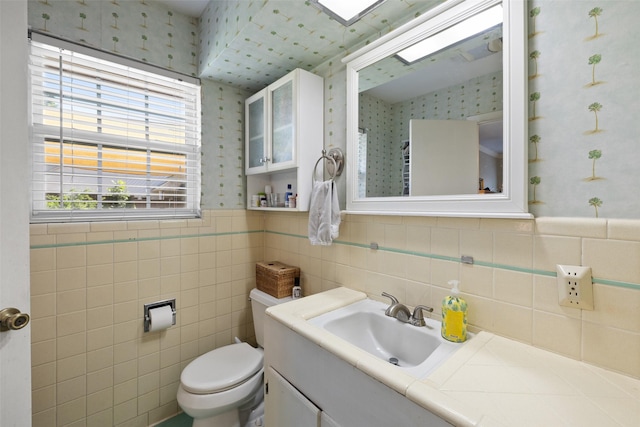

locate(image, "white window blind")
[[29, 34, 201, 223]]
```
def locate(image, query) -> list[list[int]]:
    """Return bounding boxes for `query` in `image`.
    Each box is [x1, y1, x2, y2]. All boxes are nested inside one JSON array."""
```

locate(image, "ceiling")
[[160, 0, 443, 92], [156, 0, 209, 18]]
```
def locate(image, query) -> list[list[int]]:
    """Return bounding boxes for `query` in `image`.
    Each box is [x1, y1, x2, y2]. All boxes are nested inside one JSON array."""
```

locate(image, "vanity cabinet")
[[265, 367, 322, 427], [264, 314, 450, 427], [266, 365, 341, 427], [245, 68, 324, 211]]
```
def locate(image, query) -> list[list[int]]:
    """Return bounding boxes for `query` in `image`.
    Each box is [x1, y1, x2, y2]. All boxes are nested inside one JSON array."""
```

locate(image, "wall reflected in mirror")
[[357, 19, 503, 198]]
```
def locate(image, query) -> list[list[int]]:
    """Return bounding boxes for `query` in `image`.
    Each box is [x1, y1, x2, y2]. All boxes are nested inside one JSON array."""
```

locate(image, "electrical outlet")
[[556, 265, 594, 310]]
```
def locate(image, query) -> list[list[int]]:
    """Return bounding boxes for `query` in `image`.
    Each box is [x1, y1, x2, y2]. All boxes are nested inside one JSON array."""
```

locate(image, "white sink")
[[308, 298, 470, 378]]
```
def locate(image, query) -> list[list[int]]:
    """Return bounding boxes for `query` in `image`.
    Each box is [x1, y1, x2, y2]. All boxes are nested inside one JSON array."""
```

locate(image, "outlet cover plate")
[[557, 265, 594, 310]]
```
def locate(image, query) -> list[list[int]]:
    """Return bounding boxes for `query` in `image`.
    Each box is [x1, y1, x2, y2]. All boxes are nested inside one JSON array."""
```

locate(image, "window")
[[29, 34, 201, 222]]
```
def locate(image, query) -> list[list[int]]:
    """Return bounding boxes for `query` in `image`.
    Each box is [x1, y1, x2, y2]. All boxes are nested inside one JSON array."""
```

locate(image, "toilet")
[[177, 288, 291, 427]]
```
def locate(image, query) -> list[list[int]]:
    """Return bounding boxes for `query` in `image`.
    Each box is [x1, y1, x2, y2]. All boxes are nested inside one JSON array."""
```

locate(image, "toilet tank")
[[250, 288, 292, 348]]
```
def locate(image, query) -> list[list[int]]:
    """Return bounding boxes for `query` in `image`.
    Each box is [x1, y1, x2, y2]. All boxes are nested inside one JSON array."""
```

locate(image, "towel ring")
[[312, 148, 344, 181]]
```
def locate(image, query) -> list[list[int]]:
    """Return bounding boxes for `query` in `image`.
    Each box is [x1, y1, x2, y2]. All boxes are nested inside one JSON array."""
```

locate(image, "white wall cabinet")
[[245, 68, 324, 211]]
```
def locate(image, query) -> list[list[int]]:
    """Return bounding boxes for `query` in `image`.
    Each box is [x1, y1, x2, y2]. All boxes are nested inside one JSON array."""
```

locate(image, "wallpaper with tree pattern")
[[28, 0, 199, 75], [198, 0, 442, 93], [28, 0, 250, 210], [359, 92, 397, 197], [27, 0, 640, 218], [527, 0, 640, 218]]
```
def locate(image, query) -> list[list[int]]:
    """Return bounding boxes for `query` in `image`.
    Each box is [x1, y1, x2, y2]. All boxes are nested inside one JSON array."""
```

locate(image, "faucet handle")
[[381, 292, 399, 304], [411, 305, 434, 327], [381, 292, 399, 316]]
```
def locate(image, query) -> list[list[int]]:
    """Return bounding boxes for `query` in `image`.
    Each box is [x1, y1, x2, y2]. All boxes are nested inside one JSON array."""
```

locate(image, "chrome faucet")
[[381, 292, 411, 323], [382, 292, 433, 327]]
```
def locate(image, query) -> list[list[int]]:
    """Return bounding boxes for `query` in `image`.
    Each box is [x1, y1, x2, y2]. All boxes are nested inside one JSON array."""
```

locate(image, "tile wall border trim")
[[29, 228, 640, 291], [268, 231, 640, 292], [29, 230, 264, 250]]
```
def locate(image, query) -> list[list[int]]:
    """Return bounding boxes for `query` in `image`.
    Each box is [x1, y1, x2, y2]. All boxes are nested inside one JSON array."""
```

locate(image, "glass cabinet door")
[[246, 92, 266, 173], [270, 79, 295, 169]]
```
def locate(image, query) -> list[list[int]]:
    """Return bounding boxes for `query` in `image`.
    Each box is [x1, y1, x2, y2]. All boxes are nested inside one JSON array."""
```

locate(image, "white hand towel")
[[308, 178, 341, 245]]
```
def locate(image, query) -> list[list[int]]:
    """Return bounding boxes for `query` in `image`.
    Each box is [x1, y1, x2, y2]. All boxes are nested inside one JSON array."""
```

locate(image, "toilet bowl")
[[177, 288, 291, 427]]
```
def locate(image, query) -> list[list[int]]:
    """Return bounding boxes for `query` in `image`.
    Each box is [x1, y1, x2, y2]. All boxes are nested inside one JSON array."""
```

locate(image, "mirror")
[[344, 0, 529, 217]]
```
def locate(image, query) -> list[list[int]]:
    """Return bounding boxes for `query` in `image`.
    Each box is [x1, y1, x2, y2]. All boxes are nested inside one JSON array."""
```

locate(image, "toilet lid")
[[181, 342, 263, 394]]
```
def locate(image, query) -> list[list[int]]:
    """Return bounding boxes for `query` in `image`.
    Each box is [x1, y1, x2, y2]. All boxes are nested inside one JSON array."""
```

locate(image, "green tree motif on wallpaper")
[[529, 176, 541, 204], [273, 9, 293, 22], [112, 12, 119, 30], [191, 31, 197, 46], [270, 31, 287, 41], [588, 7, 604, 40], [167, 32, 174, 48], [78, 13, 87, 31], [529, 50, 540, 79], [39, 0, 50, 5], [529, 7, 541, 38], [587, 102, 603, 133], [41, 13, 50, 32], [167, 53, 173, 69], [529, 92, 541, 121], [141, 34, 147, 50], [191, 51, 197, 66], [589, 197, 603, 218], [167, 11, 173, 26], [587, 54, 603, 86], [298, 23, 314, 36], [586, 149, 602, 181], [141, 12, 148, 28], [112, 36, 119, 52], [529, 134, 541, 162]]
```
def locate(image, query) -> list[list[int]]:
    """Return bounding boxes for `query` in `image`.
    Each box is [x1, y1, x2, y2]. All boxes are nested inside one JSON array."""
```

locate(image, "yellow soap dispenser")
[[441, 280, 468, 343]]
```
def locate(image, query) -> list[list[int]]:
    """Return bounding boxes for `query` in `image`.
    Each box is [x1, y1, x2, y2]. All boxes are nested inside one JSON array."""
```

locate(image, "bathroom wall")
[[26, 2, 257, 426], [30, 210, 264, 426], [275, 0, 640, 379], [30, 0, 640, 219], [358, 92, 398, 197], [527, 0, 640, 218], [25, 1, 640, 426], [264, 213, 640, 380]]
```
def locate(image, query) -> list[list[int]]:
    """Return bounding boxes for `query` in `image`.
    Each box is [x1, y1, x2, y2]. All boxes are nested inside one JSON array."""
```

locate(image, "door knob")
[[0, 307, 30, 331]]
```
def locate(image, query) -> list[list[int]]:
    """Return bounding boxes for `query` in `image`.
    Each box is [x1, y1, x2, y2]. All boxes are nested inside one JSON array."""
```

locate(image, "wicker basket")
[[256, 261, 300, 298]]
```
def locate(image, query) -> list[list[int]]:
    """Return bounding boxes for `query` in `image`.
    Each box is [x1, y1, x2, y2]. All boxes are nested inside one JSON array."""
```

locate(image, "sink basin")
[[308, 298, 470, 378]]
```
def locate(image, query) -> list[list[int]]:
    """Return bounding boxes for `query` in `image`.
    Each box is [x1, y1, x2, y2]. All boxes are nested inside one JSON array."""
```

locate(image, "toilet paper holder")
[[143, 299, 176, 332]]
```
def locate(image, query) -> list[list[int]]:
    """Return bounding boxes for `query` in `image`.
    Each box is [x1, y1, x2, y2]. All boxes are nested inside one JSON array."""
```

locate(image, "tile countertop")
[[266, 287, 640, 427]]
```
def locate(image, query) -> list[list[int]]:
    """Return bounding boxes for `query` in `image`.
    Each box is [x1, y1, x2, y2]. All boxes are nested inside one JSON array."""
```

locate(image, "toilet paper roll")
[[148, 305, 174, 332]]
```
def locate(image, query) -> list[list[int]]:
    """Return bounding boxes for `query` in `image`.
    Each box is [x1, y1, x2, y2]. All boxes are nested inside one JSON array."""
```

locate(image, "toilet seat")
[[180, 342, 263, 394]]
